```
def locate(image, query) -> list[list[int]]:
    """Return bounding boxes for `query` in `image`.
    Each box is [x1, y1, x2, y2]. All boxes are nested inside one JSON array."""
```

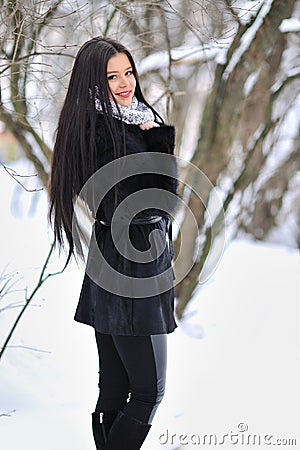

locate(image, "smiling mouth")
[[117, 90, 132, 98]]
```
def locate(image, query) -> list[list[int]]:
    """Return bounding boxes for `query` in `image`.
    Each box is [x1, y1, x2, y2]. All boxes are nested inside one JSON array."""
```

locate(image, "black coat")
[[74, 114, 179, 335]]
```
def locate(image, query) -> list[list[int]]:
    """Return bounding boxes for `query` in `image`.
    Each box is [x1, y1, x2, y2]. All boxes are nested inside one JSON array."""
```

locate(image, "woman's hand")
[[139, 121, 160, 131]]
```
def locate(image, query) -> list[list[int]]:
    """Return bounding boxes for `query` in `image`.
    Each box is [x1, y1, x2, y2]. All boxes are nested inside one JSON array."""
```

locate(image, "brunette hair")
[[48, 36, 163, 268]]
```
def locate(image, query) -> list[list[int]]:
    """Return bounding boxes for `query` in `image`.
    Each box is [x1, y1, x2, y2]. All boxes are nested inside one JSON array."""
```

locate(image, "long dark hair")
[[48, 36, 163, 268]]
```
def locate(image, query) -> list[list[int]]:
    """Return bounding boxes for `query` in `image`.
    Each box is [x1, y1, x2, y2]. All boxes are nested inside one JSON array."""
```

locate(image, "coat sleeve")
[[142, 124, 176, 153]]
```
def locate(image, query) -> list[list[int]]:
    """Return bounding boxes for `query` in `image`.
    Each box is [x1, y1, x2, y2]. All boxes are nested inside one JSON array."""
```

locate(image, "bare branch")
[[271, 69, 300, 99], [164, 0, 205, 46], [0, 243, 63, 362], [0, 409, 16, 418], [104, 8, 118, 36], [0, 162, 43, 192], [0, 105, 49, 186], [3, 345, 51, 353], [159, 4, 172, 120]]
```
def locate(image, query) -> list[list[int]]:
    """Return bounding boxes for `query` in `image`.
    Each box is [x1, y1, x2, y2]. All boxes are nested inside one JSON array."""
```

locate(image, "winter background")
[[0, 159, 299, 450], [1, 1, 300, 449]]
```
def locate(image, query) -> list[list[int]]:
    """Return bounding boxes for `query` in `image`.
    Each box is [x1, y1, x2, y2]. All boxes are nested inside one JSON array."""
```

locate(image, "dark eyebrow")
[[107, 66, 132, 74]]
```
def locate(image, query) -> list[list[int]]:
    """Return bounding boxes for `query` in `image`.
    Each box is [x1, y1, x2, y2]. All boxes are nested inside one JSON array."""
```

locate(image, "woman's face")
[[107, 52, 136, 107]]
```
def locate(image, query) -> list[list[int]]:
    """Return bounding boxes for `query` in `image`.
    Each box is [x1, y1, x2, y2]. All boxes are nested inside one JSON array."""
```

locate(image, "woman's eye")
[[107, 70, 133, 80]]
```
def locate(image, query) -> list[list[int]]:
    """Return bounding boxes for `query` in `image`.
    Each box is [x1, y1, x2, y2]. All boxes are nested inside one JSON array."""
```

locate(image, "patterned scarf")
[[94, 92, 155, 125]]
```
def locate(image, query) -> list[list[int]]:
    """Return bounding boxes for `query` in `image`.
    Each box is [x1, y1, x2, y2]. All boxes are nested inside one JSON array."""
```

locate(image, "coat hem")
[[73, 315, 178, 336]]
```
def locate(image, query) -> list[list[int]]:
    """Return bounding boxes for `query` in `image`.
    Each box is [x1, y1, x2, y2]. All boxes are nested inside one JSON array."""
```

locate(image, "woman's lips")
[[117, 90, 131, 98]]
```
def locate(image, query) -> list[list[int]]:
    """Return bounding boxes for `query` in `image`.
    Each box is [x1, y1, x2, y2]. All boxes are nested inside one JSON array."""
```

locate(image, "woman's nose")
[[119, 76, 129, 87]]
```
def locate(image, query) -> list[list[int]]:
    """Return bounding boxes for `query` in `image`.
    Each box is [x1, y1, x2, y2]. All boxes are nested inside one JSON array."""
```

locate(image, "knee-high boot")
[[104, 410, 151, 450], [92, 410, 119, 450]]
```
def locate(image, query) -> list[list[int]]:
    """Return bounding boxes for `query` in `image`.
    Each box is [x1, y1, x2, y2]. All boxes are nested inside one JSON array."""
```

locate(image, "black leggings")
[[94, 331, 167, 425]]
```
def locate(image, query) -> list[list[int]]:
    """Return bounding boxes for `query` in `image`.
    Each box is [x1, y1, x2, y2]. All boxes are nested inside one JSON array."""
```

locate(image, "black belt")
[[96, 215, 163, 226], [95, 215, 173, 254]]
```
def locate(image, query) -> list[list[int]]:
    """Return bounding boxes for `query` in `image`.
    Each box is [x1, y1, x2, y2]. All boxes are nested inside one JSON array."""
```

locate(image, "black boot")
[[104, 410, 151, 450], [92, 410, 119, 450]]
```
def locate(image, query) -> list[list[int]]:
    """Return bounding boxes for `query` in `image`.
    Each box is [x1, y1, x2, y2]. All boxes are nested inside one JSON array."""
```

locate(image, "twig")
[[0, 409, 16, 418], [160, 4, 172, 120], [0, 243, 63, 361], [2, 345, 51, 353], [1, 162, 43, 192]]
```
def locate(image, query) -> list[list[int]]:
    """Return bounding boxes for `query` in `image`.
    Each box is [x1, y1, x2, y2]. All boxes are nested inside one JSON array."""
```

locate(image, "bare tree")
[[168, 0, 300, 317]]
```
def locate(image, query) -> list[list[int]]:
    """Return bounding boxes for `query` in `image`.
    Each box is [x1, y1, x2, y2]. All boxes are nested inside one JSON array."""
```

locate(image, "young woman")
[[49, 37, 179, 450]]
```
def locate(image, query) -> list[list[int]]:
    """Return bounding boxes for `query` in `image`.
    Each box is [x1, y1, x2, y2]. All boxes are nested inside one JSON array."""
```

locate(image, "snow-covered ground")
[[0, 161, 299, 450]]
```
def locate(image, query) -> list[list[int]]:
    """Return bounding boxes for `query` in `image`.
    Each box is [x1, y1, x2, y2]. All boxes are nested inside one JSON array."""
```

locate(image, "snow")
[[0, 160, 299, 449], [280, 18, 300, 33], [231, 1, 263, 24], [138, 8, 300, 81], [271, 67, 300, 95], [222, 0, 274, 82], [243, 69, 261, 97], [138, 46, 220, 75]]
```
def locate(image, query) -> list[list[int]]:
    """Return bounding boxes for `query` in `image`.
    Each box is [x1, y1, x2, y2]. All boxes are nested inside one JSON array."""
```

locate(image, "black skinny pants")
[[94, 331, 167, 425]]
